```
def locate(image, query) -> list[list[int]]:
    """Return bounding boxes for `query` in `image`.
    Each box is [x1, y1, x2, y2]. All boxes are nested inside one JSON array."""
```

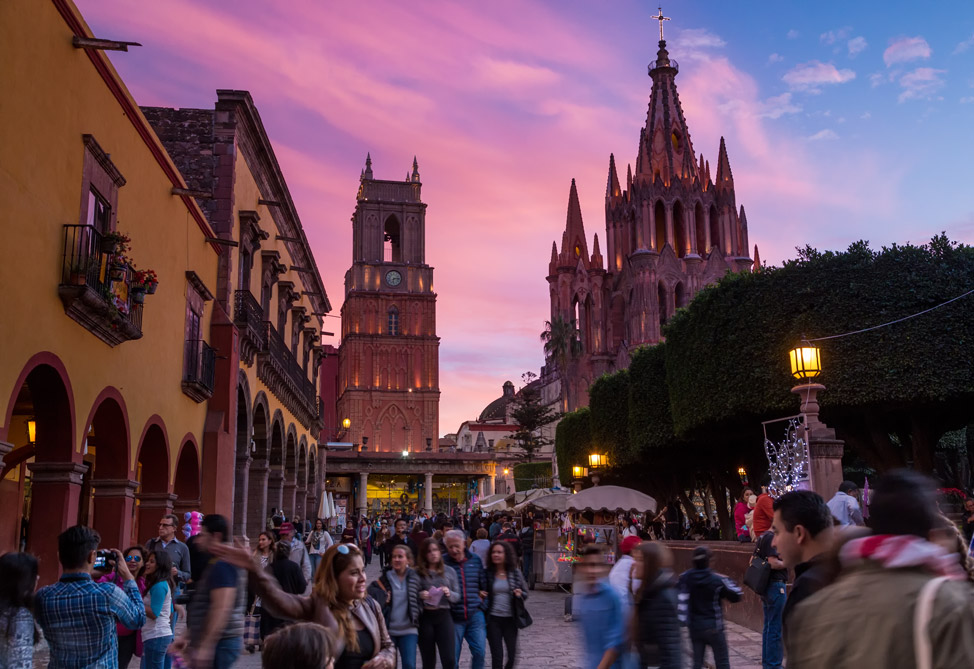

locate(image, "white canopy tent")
[[565, 485, 657, 514]]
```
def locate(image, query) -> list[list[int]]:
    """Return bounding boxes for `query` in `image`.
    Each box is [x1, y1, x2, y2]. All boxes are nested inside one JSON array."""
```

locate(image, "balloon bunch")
[[182, 510, 203, 540]]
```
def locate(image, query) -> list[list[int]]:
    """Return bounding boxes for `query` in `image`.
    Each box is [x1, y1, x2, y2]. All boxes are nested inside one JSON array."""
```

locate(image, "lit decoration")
[[764, 417, 809, 497], [342, 418, 351, 429], [789, 345, 822, 380], [588, 453, 609, 468], [27, 418, 36, 443]]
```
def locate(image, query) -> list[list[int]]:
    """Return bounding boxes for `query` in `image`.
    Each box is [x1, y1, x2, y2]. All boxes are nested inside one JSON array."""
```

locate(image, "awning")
[[565, 485, 657, 514]]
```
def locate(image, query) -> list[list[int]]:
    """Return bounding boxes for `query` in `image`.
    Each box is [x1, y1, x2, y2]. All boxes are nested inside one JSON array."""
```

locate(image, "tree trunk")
[[677, 490, 696, 532], [910, 414, 942, 474], [707, 475, 733, 541]]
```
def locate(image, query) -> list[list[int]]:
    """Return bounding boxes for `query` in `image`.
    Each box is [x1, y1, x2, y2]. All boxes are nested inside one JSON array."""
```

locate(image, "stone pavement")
[[32, 556, 763, 668]]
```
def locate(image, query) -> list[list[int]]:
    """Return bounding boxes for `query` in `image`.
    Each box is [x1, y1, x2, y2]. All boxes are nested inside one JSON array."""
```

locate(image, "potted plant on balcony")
[[100, 230, 130, 255], [130, 268, 158, 303], [67, 257, 97, 286], [109, 254, 128, 282]]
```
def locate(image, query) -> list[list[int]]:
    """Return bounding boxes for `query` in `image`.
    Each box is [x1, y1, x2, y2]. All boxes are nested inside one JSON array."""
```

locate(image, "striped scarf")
[[840, 534, 965, 579]]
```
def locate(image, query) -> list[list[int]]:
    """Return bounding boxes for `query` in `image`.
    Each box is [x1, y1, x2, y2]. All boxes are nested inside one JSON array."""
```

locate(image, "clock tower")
[[337, 154, 440, 452]]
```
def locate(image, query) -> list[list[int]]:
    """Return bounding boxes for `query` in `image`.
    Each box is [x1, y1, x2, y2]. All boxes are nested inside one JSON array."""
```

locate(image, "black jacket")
[[261, 558, 308, 634], [496, 530, 522, 558], [677, 567, 742, 634], [635, 570, 681, 669], [484, 568, 527, 614], [782, 553, 828, 636]]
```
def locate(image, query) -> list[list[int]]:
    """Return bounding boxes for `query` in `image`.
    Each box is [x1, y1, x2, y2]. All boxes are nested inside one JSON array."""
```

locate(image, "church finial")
[[363, 152, 373, 180], [752, 244, 761, 272], [606, 153, 621, 199], [411, 156, 420, 183], [715, 137, 734, 190], [651, 7, 670, 43]]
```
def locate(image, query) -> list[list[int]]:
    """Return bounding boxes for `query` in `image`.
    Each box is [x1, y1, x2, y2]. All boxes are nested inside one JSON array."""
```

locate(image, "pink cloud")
[[883, 36, 932, 67], [782, 61, 856, 92], [76, 0, 912, 434]]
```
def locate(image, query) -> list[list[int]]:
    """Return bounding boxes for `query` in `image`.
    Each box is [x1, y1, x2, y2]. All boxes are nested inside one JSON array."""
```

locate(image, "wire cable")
[[803, 287, 974, 343]]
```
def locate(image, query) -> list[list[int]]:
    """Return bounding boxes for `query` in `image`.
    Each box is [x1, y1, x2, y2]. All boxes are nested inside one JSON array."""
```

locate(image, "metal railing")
[[234, 289, 267, 344], [184, 340, 216, 393], [264, 322, 318, 412], [61, 224, 142, 331], [649, 58, 679, 72]]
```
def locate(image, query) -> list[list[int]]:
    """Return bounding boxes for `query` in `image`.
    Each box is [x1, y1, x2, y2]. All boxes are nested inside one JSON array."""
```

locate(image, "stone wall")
[[668, 540, 768, 632]]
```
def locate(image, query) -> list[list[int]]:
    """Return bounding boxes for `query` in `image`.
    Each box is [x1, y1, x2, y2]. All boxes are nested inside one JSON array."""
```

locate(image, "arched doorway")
[[247, 398, 270, 538], [2, 359, 77, 584], [306, 447, 318, 520], [283, 426, 298, 517], [384, 215, 402, 262], [173, 440, 201, 526], [84, 393, 133, 553], [135, 421, 171, 545], [233, 381, 251, 538], [267, 415, 286, 518]]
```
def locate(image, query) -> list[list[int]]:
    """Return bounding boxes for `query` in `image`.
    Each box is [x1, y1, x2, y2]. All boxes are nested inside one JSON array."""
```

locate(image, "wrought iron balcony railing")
[[234, 289, 267, 365], [257, 321, 320, 430]]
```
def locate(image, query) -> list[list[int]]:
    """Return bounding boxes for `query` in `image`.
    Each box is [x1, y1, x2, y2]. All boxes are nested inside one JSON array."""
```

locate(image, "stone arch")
[[609, 294, 626, 351], [657, 280, 669, 327], [383, 214, 402, 262], [654, 200, 666, 252], [266, 413, 286, 517], [694, 202, 707, 255], [675, 281, 688, 310], [283, 426, 298, 515], [232, 373, 253, 537], [173, 437, 201, 520], [307, 446, 318, 520], [673, 200, 686, 258], [135, 418, 170, 544], [3, 356, 77, 584], [246, 396, 271, 538]]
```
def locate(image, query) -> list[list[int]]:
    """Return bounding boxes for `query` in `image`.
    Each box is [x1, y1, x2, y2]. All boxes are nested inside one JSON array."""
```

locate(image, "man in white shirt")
[[826, 481, 865, 527]]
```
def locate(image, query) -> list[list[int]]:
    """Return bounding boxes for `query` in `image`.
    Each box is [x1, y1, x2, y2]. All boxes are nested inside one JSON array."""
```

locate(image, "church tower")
[[338, 154, 439, 452], [547, 12, 753, 411]]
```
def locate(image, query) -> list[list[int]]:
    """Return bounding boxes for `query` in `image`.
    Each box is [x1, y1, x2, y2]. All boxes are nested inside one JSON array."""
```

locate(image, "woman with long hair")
[[0, 552, 40, 669], [306, 519, 333, 576], [210, 542, 395, 669], [366, 544, 420, 669], [140, 550, 175, 669], [631, 542, 680, 669], [97, 545, 147, 667], [415, 538, 460, 669], [485, 541, 527, 669], [358, 518, 373, 566], [375, 524, 391, 570]]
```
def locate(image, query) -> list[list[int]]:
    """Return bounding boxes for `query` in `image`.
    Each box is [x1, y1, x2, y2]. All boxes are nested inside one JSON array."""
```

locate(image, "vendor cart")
[[531, 526, 573, 589]]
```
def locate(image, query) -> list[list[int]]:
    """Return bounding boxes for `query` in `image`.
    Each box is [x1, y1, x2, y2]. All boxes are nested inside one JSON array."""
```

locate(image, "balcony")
[[234, 289, 267, 365], [182, 339, 215, 402], [257, 322, 320, 431], [58, 224, 143, 346]]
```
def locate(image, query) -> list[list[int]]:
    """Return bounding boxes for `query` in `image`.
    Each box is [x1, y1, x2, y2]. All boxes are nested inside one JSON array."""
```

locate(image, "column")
[[137, 492, 177, 545], [357, 472, 368, 518], [233, 454, 252, 540], [477, 478, 486, 499], [267, 468, 285, 517], [91, 479, 140, 551], [27, 461, 86, 585], [424, 472, 433, 514], [247, 461, 269, 538], [665, 205, 675, 250], [486, 476, 495, 497], [296, 485, 308, 524], [283, 480, 298, 520]]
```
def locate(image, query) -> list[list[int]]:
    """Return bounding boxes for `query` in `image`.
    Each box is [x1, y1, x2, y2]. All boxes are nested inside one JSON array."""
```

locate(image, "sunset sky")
[[78, 1, 974, 435]]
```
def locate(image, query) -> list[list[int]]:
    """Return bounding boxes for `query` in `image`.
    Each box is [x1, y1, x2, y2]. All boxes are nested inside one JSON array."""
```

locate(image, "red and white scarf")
[[840, 534, 965, 580]]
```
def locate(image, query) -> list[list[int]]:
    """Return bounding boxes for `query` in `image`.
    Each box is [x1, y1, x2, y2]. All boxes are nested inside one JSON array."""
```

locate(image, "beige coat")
[[785, 562, 974, 668], [252, 567, 396, 665]]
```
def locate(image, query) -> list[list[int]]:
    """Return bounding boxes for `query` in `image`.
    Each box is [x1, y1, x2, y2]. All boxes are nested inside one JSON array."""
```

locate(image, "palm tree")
[[540, 315, 582, 412]]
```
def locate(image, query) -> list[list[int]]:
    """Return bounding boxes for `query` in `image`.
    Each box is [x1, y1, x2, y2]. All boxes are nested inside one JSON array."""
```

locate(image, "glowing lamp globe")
[[571, 465, 585, 479], [789, 346, 822, 380], [588, 453, 609, 469], [342, 417, 351, 430]]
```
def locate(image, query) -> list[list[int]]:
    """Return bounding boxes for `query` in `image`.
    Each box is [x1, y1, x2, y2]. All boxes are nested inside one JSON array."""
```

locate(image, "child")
[[262, 622, 335, 669], [677, 546, 742, 669]]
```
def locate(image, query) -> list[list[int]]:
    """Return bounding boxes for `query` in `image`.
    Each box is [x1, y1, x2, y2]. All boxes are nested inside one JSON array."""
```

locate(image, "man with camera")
[[35, 525, 146, 668]]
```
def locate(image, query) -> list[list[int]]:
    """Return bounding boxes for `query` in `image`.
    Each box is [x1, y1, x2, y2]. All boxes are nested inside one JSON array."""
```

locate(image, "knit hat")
[[280, 522, 295, 534], [620, 535, 641, 555]]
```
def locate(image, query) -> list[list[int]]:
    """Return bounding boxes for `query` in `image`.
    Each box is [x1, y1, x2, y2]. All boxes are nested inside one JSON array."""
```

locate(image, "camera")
[[93, 549, 115, 570]]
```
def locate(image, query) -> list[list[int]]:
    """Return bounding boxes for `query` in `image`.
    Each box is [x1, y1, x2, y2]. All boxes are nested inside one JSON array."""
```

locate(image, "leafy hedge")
[[512, 462, 552, 491], [555, 408, 591, 481], [589, 369, 631, 464], [628, 344, 676, 455]]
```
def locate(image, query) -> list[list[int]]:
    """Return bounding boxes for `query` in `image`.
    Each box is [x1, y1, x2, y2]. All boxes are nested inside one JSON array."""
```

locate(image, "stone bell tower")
[[337, 155, 440, 451]]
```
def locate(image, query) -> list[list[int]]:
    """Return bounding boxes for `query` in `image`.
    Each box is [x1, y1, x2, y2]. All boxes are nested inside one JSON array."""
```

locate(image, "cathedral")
[[337, 155, 440, 452], [548, 33, 755, 411]]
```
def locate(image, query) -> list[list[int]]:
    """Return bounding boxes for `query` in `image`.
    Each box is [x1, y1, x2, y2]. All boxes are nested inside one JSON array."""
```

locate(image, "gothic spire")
[[606, 154, 621, 199], [591, 233, 604, 269], [626, 163, 633, 193], [715, 137, 734, 191], [558, 178, 589, 267], [752, 244, 761, 272], [363, 152, 373, 180], [548, 240, 559, 275], [411, 156, 420, 183]]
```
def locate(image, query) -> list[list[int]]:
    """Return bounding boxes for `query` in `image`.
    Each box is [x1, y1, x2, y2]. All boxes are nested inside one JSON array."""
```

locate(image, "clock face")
[[385, 270, 402, 287]]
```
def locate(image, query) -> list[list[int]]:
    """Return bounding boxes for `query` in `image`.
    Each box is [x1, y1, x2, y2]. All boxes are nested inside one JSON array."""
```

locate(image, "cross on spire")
[[652, 7, 670, 42]]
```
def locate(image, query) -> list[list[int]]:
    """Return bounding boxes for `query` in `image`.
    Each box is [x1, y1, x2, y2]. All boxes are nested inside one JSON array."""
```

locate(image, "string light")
[[764, 417, 809, 497]]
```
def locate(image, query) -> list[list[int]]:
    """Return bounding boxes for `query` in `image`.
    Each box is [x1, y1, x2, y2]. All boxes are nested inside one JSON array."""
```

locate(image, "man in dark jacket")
[[444, 529, 487, 669], [496, 522, 522, 558], [260, 541, 307, 639], [677, 546, 742, 669]]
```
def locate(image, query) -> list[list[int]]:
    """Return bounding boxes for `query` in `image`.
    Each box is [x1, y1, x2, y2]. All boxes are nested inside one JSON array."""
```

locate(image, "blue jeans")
[[309, 553, 322, 578], [141, 635, 173, 669], [762, 581, 786, 669], [392, 633, 418, 669], [213, 636, 243, 669], [453, 610, 486, 669]]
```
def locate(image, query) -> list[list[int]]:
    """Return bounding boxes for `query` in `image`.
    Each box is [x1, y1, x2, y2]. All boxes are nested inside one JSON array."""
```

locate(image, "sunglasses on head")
[[336, 544, 350, 555]]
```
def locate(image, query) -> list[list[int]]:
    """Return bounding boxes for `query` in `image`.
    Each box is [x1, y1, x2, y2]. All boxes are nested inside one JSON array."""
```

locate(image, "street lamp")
[[26, 417, 36, 444], [789, 345, 822, 380], [588, 453, 608, 486], [571, 465, 588, 493], [342, 417, 351, 430], [737, 466, 748, 484]]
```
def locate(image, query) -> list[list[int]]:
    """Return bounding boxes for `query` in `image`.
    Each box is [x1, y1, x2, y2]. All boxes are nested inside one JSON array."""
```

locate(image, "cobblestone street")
[[33, 558, 762, 668]]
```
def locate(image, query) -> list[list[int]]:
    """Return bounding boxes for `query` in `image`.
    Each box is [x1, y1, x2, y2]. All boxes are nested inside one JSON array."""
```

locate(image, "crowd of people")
[[1, 471, 974, 668]]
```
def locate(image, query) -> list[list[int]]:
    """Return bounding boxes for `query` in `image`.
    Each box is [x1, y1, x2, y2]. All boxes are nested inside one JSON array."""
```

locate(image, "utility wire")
[[803, 287, 974, 343]]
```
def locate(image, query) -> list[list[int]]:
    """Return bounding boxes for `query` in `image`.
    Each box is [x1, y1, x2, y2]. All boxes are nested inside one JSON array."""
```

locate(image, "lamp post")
[[737, 467, 748, 486], [588, 453, 609, 487], [788, 343, 844, 498], [571, 465, 587, 493]]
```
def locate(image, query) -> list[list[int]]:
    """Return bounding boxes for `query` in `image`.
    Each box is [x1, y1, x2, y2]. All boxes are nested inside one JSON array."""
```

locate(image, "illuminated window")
[[387, 306, 399, 336], [671, 131, 681, 152]]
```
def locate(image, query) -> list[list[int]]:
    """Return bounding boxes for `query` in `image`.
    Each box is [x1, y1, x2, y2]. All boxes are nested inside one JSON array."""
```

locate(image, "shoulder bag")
[[512, 594, 533, 629], [742, 541, 771, 596]]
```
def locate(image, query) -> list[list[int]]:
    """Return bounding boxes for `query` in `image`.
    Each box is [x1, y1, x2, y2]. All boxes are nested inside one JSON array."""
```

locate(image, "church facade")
[[337, 156, 440, 452], [548, 36, 755, 411]]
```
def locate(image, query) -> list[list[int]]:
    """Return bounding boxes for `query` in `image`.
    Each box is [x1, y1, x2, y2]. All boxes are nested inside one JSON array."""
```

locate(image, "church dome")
[[478, 381, 515, 422]]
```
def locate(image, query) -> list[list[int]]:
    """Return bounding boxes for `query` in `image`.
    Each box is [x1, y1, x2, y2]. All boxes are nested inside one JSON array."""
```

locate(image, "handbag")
[[742, 544, 771, 596], [512, 595, 533, 629], [244, 605, 261, 649]]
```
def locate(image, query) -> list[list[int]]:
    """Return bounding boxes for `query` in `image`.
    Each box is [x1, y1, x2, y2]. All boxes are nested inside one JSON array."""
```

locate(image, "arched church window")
[[387, 306, 400, 336], [384, 215, 402, 262], [673, 200, 686, 258], [654, 200, 666, 252], [671, 130, 681, 152]]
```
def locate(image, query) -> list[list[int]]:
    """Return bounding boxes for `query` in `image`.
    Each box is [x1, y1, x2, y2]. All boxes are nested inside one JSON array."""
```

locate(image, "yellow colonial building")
[[0, 0, 222, 583]]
